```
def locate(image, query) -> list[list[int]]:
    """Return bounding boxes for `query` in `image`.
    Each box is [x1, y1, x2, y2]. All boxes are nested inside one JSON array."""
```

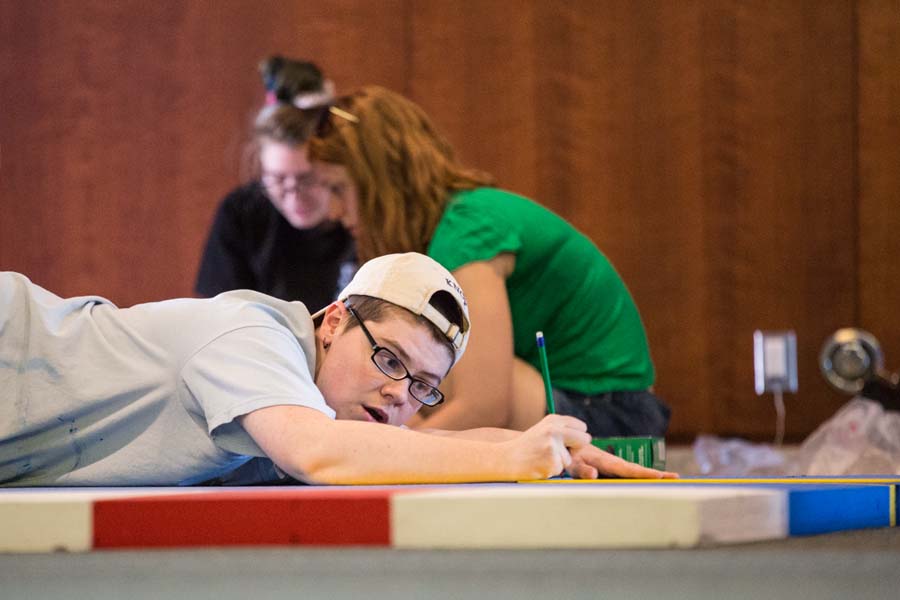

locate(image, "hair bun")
[[257, 55, 326, 104]]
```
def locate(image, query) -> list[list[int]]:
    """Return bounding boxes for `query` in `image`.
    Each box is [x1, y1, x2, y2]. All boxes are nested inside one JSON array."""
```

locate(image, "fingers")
[[557, 445, 573, 472], [571, 444, 681, 479], [541, 414, 587, 432], [560, 427, 591, 450], [550, 421, 588, 476], [546, 426, 574, 472], [534, 418, 681, 478], [538, 414, 591, 449], [567, 461, 599, 479], [608, 459, 679, 479], [523, 416, 671, 480], [515, 416, 583, 478]]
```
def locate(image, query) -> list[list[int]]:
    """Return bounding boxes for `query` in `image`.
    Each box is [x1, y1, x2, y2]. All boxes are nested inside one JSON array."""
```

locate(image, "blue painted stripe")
[[784, 485, 894, 536]]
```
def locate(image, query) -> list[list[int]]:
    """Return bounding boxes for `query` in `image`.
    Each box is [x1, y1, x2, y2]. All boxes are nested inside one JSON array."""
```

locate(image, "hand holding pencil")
[[532, 330, 679, 479]]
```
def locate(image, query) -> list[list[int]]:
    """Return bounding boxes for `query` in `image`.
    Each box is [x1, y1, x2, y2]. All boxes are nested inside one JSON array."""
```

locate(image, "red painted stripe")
[[93, 489, 395, 548]]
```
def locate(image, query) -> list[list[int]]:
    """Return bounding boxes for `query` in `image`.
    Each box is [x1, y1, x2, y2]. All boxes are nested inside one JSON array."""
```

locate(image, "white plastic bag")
[[794, 397, 900, 475], [691, 397, 900, 477], [692, 435, 790, 477]]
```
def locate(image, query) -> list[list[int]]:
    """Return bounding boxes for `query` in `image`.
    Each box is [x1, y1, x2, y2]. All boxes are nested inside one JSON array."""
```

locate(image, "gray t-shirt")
[[0, 272, 334, 486]]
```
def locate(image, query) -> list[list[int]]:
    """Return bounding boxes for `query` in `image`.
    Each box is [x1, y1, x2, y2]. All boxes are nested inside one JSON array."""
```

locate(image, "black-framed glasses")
[[345, 305, 445, 407]]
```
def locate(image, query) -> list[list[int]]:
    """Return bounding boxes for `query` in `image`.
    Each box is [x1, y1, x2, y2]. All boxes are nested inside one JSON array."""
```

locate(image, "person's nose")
[[295, 179, 327, 200], [381, 378, 412, 408]]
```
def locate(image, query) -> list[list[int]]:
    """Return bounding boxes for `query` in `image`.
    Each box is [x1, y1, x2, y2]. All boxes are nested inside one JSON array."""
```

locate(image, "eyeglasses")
[[345, 305, 445, 407], [260, 170, 323, 199]]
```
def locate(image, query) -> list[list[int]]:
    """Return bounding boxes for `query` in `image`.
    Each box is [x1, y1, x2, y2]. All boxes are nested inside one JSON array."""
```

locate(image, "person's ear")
[[318, 301, 349, 348]]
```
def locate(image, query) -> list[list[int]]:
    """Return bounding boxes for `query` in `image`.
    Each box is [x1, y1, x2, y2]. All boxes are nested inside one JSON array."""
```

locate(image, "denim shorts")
[[552, 388, 671, 437]]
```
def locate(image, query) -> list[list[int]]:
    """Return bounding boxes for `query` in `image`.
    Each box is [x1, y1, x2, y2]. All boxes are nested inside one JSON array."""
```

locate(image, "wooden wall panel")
[[1, 2, 196, 303], [707, 2, 858, 438], [291, 0, 410, 92], [699, 1, 744, 439], [408, 0, 540, 197], [0, 0, 407, 306], [2, 0, 896, 441], [859, 0, 900, 372]]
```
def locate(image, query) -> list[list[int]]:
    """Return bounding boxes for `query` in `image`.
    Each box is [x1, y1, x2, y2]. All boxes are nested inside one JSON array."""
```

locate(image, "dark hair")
[[344, 294, 465, 367], [238, 104, 319, 182], [258, 56, 325, 103], [239, 56, 328, 181], [253, 104, 317, 146]]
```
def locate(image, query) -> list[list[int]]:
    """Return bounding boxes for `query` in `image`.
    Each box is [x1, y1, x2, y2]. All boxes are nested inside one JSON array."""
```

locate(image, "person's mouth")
[[362, 405, 388, 424], [290, 204, 314, 218]]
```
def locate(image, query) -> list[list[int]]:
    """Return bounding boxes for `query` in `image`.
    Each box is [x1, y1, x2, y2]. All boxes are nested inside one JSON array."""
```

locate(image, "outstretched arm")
[[240, 406, 590, 485], [242, 406, 677, 483]]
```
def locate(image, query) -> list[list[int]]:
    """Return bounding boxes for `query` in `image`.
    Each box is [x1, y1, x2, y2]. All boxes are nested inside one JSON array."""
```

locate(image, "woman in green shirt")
[[308, 86, 669, 436]]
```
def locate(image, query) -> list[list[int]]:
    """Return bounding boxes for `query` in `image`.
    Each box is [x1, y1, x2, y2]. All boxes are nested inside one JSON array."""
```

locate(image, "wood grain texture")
[[1, 0, 897, 440], [859, 0, 900, 373], [0, 0, 407, 306], [703, 2, 858, 438], [408, 0, 540, 196]]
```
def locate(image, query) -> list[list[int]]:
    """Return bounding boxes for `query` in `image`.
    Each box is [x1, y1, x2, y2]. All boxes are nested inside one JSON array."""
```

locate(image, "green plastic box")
[[591, 436, 666, 471]]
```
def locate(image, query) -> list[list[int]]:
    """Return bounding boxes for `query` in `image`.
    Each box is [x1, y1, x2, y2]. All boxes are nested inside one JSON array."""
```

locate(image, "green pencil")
[[535, 331, 555, 414]]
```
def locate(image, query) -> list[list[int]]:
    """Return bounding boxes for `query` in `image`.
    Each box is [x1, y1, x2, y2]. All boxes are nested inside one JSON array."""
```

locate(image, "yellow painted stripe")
[[891, 485, 896, 527], [522, 477, 900, 485]]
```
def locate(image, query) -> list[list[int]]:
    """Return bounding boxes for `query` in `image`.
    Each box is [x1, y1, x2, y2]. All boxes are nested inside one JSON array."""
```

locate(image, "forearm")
[[243, 407, 527, 484], [418, 427, 520, 442], [316, 423, 514, 483]]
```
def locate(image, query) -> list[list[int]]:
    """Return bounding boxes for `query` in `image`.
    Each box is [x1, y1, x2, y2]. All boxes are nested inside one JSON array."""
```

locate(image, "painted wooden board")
[[391, 486, 787, 548], [0, 479, 895, 552]]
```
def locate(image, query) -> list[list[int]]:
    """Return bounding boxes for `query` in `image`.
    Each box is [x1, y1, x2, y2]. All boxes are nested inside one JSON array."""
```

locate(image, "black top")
[[195, 182, 355, 312]]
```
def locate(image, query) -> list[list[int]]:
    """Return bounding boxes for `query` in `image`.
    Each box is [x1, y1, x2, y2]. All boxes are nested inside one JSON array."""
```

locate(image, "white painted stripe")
[[392, 486, 787, 549], [0, 496, 93, 553]]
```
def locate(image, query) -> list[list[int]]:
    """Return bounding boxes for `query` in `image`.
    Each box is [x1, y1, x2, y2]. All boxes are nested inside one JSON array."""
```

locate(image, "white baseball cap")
[[312, 253, 471, 364]]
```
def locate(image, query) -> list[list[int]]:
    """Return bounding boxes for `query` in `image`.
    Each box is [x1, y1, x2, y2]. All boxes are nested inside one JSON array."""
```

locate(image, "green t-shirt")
[[427, 188, 654, 394]]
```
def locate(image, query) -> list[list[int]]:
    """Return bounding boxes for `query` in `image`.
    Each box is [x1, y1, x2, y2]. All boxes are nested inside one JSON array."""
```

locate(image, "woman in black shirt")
[[195, 57, 354, 310]]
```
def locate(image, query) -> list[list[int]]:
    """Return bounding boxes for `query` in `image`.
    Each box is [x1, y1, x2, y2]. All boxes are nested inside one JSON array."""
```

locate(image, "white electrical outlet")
[[753, 330, 798, 395]]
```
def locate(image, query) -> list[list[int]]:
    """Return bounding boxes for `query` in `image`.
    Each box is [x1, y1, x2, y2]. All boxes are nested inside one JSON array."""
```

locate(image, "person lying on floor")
[[0, 253, 677, 486]]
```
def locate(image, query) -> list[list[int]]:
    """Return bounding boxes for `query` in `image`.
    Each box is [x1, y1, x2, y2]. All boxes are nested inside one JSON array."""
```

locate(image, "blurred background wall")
[[1, 0, 898, 442]]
